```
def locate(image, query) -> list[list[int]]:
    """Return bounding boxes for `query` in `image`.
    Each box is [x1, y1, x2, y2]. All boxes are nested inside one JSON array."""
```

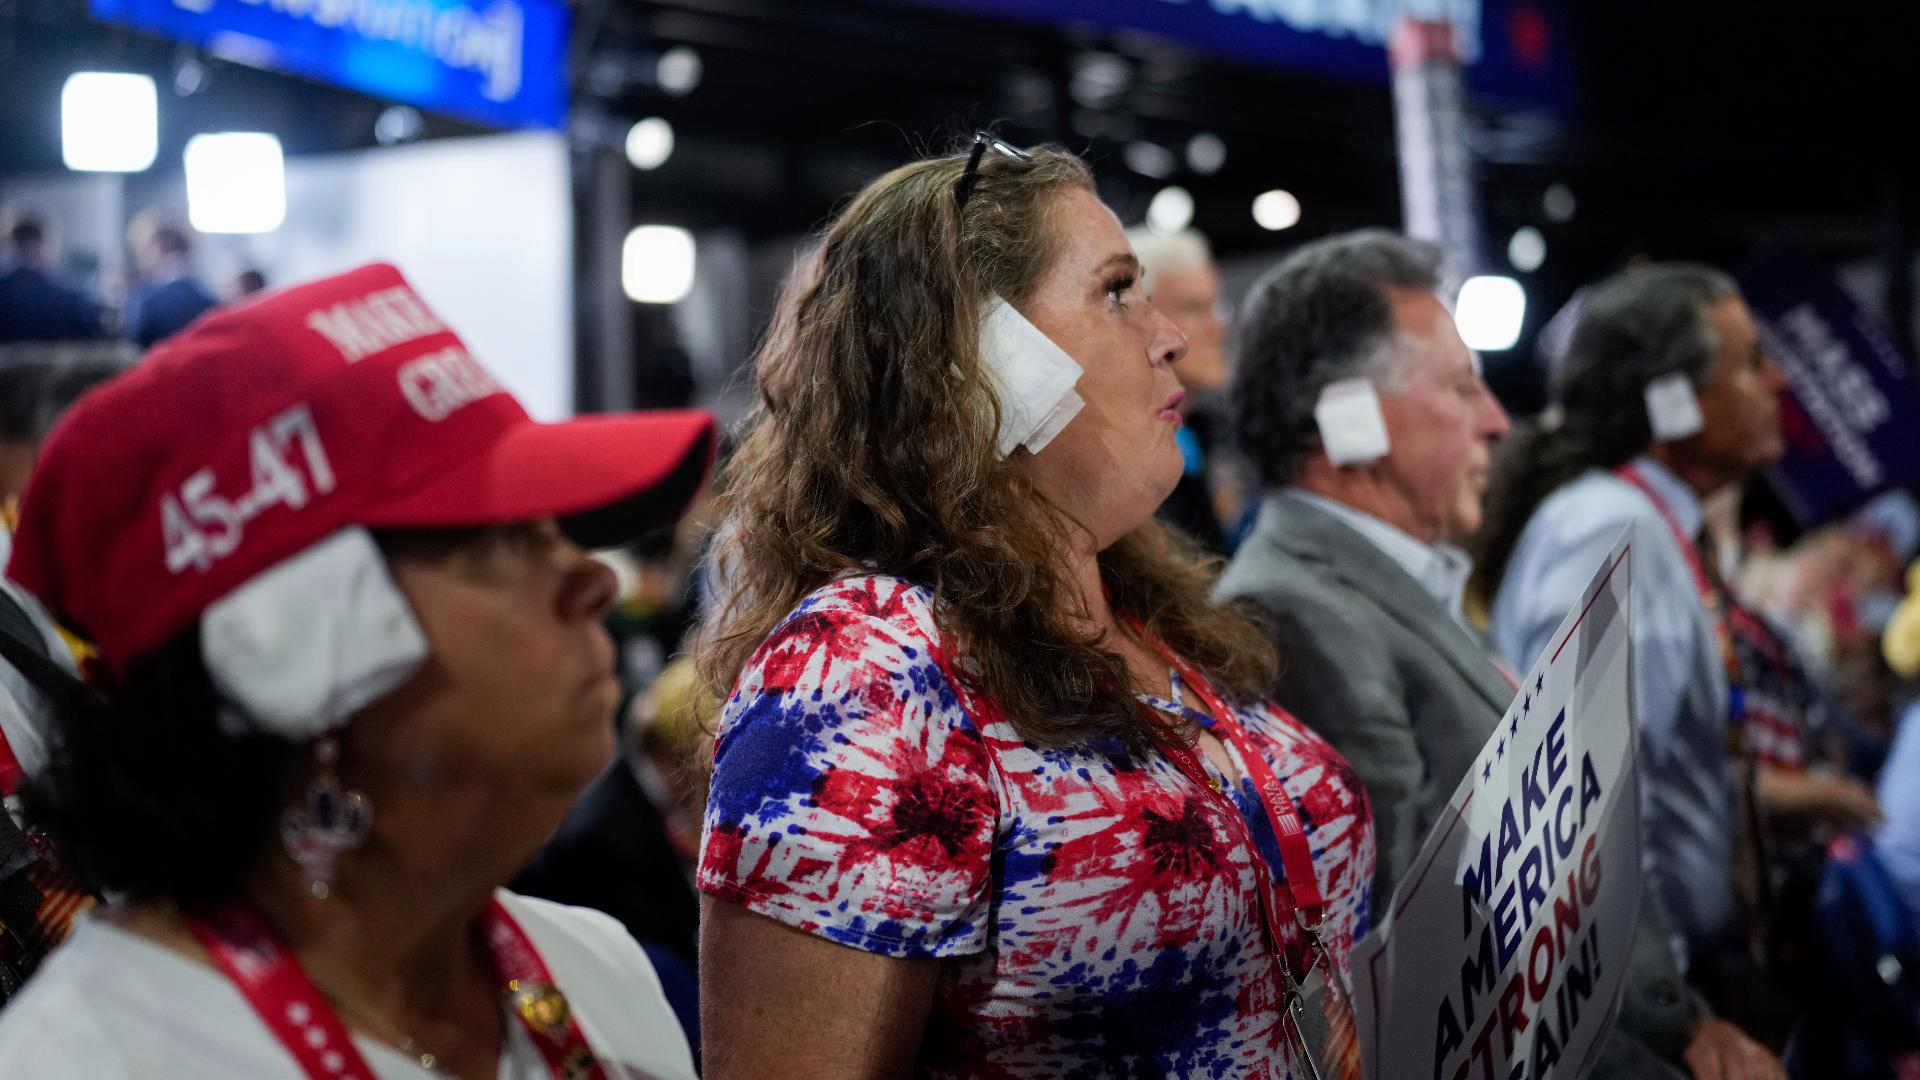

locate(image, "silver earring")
[[279, 736, 372, 900]]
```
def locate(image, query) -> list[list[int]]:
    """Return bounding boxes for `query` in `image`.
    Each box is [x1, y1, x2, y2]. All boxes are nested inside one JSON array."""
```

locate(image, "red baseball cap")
[[9, 262, 715, 671]]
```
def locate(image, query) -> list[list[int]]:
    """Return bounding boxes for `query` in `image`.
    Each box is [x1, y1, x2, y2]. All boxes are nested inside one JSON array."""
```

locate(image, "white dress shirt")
[[1279, 489, 1475, 629]]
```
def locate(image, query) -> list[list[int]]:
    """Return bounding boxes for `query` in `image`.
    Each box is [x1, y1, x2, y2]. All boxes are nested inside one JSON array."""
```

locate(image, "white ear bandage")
[[1644, 373, 1705, 442], [1314, 378, 1391, 466], [978, 297, 1086, 457], [202, 527, 430, 740]]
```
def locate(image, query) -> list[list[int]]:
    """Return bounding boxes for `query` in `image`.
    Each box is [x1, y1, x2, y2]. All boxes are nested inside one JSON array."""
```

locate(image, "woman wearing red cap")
[[0, 264, 713, 1080], [695, 137, 1376, 1078]]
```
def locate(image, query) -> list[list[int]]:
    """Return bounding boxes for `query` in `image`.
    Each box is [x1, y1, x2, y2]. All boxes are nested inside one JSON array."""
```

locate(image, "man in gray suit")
[[1216, 231, 1779, 1079]]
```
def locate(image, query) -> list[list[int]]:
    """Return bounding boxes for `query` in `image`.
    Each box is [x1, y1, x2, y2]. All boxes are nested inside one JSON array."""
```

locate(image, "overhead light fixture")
[[1543, 183, 1577, 223], [61, 72, 158, 173], [623, 225, 696, 304], [656, 47, 702, 96], [172, 53, 210, 97], [1068, 109, 1111, 139], [1455, 275, 1527, 351], [1146, 186, 1194, 235], [625, 117, 674, 171], [1186, 133, 1227, 175], [374, 105, 425, 146], [1507, 226, 1547, 272], [184, 132, 286, 234], [584, 55, 630, 99], [1069, 52, 1129, 108], [1005, 68, 1055, 117], [1252, 189, 1301, 231], [1123, 141, 1176, 180]]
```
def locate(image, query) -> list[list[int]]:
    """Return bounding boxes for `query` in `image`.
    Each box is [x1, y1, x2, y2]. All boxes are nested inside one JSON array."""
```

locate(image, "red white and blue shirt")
[[698, 575, 1375, 1078]]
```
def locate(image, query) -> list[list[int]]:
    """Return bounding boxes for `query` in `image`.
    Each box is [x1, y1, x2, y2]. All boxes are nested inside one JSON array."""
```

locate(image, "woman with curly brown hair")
[[693, 135, 1376, 1080]]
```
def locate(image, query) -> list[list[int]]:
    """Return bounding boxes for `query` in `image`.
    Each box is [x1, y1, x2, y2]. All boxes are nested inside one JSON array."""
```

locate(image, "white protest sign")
[[1352, 528, 1640, 1080]]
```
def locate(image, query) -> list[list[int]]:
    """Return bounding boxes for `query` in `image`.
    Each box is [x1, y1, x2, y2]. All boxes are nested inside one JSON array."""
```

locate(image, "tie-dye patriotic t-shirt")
[[698, 575, 1374, 1079]]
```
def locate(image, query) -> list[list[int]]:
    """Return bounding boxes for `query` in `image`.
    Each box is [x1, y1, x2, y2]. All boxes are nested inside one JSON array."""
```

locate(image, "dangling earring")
[[279, 736, 372, 900]]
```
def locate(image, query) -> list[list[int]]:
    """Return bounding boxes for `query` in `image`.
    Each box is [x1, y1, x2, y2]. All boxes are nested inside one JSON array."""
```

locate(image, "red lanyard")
[[187, 898, 606, 1080], [1127, 621, 1328, 973], [1615, 464, 1740, 682]]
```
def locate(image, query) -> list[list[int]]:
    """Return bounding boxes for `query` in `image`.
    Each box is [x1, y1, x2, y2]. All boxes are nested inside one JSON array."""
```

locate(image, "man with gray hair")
[[1128, 226, 1232, 550], [1128, 228, 1228, 398], [1219, 228, 1510, 895], [1218, 230, 1750, 1079]]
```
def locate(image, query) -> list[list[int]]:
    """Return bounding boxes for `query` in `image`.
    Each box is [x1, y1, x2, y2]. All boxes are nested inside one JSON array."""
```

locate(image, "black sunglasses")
[[953, 130, 1034, 209]]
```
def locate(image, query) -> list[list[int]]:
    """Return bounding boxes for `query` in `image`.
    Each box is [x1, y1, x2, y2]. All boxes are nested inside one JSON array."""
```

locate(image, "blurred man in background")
[[1218, 231, 1757, 1079], [123, 215, 216, 349], [1129, 226, 1235, 551], [1477, 265, 1792, 1078], [1219, 230, 1510, 899], [0, 216, 101, 347]]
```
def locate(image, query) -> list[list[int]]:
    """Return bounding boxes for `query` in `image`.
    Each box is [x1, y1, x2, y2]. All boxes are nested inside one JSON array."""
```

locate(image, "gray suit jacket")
[[1216, 495, 1696, 1076]]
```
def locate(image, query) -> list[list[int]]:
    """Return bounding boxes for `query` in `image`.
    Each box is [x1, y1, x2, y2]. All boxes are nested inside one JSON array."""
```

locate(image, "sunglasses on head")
[[953, 130, 1034, 210]]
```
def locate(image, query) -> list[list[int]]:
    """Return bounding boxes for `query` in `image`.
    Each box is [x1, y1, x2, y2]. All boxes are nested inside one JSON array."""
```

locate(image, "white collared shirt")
[[1280, 488, 1475, 628], [0, 891, 697, 1079]]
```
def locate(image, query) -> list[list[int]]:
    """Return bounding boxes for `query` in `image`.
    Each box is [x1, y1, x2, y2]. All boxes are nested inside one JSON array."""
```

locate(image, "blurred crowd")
[[0, 135, 1914, 1080], [0, 208, 265, 355]]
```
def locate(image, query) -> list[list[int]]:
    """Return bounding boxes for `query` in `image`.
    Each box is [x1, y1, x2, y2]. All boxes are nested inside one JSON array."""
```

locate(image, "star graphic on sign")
[[1482, 760, 1492, 781], [1510, 713, 1520, 736], [1536, 673, 1545, 693], [1523, 693, 1531, 715], [1496, 738, 1506, 761]]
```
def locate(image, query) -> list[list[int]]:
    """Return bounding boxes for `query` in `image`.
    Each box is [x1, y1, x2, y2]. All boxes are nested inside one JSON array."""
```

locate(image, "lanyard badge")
[[1131, 619, 1362, 1079], [1283, 926, 1364, 1080]]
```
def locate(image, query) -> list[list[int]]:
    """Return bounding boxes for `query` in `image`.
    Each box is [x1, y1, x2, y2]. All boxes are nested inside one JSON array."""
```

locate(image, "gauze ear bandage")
[[1643, 373, 1705, 442], [202, 527, 429, 740], [1314, 378, 1391, 466], [978, 297, 1086, 457]]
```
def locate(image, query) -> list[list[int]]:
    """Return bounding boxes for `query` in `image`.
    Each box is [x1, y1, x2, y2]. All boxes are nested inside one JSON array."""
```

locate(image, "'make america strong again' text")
[[1434, 709, 1610, 1080]]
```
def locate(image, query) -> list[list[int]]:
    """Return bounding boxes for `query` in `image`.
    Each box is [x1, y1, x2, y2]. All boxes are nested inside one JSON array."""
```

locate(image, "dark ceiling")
[[3, 0, 1916, 366], [574, 0, 1920, 408], [567, 0, 1920, 261], [580, 0, 1416, 247], [5, 0, 1911, 250]]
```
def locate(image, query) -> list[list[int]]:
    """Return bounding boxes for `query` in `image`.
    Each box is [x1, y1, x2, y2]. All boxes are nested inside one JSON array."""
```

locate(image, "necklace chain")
[[312, 984, 449, 1074]]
